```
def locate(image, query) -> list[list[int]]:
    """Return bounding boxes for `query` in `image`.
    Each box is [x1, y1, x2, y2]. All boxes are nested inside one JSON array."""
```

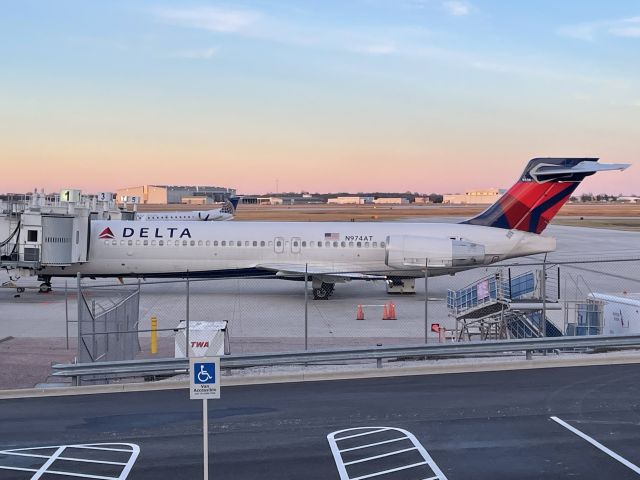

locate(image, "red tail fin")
[[463, 158, 628, 234]]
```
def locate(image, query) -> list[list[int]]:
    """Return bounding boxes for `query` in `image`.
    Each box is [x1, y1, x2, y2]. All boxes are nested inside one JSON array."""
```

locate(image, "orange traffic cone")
[[382, 303, 389, 320], [388, 302, 397, 320], [356, 304, 365, 320]]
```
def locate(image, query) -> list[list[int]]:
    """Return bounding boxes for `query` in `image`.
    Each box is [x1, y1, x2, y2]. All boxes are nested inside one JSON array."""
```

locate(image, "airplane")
[[134, 197, 239, 222], [37, 158, 628, 299]]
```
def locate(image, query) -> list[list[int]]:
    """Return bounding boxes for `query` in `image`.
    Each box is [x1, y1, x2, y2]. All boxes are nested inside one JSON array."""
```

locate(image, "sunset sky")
[[1, 1, 638, 194]]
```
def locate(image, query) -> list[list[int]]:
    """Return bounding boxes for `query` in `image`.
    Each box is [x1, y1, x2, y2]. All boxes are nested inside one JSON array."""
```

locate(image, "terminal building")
[[443, 188, 505, 205], [116, 185, 236, 205]]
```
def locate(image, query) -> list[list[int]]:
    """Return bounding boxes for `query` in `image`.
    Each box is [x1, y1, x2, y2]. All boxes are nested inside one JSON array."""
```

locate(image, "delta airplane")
[[135, 197, 239, 222], [39, 158, 628, 299]]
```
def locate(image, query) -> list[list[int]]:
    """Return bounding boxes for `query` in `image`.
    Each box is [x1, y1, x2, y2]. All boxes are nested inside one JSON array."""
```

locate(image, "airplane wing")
[[255, 263, 386, 281]]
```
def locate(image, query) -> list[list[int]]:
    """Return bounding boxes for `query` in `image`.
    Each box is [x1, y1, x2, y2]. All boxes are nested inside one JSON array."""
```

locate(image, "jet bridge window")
[[27, 230, 38, 242]]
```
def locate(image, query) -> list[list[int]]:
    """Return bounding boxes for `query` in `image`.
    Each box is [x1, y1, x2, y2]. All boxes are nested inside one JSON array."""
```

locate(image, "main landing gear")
[[313, 282, 335, 300], [38, 276, 52, 293]]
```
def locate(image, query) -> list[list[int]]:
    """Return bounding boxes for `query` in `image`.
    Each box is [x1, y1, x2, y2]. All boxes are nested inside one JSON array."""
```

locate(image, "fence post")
[[424, 259, 429, 344], [186, 274, 190, 358], [65, 280, 69, 350], [304, 264, 308, 351], [76, 273, 82, 385]]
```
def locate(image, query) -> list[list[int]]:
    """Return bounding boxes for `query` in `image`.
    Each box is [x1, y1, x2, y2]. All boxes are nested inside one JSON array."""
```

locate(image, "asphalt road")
[[3, 364, 640, 479]]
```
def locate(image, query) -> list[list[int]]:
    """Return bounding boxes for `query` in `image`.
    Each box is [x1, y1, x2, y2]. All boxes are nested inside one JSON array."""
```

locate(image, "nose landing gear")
[[312, 282, 335, 300]]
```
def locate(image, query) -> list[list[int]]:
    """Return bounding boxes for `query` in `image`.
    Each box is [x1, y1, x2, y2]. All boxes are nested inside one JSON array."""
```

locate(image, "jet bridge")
[[0, 190, 124, 292]]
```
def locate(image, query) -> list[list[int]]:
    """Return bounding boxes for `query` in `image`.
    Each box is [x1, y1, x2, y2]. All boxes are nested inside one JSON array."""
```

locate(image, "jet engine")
[[385, 235, 486, 269]]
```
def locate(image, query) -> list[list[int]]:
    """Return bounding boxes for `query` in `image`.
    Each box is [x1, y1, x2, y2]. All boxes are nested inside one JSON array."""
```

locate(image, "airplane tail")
[[462, 158, 629, 234], [221, 196, 240, 215]]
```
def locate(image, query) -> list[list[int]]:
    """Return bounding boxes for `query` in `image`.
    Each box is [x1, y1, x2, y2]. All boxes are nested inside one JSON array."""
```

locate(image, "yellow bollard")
[[151, 315, 157, 354]]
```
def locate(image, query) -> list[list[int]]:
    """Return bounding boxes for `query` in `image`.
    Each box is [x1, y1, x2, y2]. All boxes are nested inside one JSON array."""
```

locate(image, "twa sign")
[[191, 341, 209, 349]]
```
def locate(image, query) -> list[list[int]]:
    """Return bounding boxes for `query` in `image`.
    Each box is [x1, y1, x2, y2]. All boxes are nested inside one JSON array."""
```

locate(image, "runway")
[[3, 364, 640, 479]]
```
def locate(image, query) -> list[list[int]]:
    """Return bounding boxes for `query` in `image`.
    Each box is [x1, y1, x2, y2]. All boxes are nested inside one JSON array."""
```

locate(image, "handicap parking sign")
[[190, 357, 220, 400], [194, 362, 215, 384]]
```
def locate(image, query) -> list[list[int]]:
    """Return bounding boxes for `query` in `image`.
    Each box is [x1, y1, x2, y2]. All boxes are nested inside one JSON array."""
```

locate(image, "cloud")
[[442, 1, 471, 16], [153, 6, 260, 33], [170, 47, 217, 60], [558, 16, 640, 41]]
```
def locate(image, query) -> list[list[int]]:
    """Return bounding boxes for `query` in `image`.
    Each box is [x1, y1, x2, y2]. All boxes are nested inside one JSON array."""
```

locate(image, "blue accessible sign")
[[189, 357, 220, 400]]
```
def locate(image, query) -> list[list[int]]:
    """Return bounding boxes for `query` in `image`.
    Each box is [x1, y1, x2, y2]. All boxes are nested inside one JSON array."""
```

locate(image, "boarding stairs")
[[448, 267, 562, 341]]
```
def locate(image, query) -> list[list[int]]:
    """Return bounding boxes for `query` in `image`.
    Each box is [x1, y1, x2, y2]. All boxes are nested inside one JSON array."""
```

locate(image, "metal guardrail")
[[51, 334, 640, 384]]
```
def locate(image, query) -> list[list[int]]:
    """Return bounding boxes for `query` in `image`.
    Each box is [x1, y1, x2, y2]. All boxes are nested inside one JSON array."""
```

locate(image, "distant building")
[[327, 196, 374, 205], [116, 185, 235, 205], [373, 197, 409, 205], [443, 188, 505, 205], [413, 197, 431, 204]]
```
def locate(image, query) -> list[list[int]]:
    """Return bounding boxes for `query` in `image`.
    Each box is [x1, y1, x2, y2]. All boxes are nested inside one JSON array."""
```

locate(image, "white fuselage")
[[40, 220, 556, 278], [135, 209, 233, 222]]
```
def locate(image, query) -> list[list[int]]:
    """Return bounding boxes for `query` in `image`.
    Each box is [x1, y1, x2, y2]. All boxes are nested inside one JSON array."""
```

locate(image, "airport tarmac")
[[2, 364, 640, 479], [1, 224, 639, 387]]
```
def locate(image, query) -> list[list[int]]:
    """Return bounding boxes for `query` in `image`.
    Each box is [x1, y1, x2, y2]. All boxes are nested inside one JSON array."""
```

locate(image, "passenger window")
[[268, 241, 273, 247], [245, 241, 250, 246], [190, 240, 196, 246], [159, 240, 164, 246], [325, 241, 330, 247], [238, 241, 242, 247], [143, 240, 149, 246], [373, 242, 377, 247], [205, 240, 210, 246], [349, 242, 354, 247], [341, 241, 346, 247], [112, 240, 117, 245], [214, 240, 218, 246], [301, 241, 306, 247], [222, 241, 226, 246], [276, 241, 282, 247], [229, 241, 234, 246], [253, 241, 258, 247], [317, 242, 322, 248], [175, 240, 180, 246], [333, 241, 338, 247], [104, 240, 109, 245], [357, 242, 362, 248], [128, 240, 133, 246], [151, 240, 156, 246], [364, 242, 369, 247], [183, 240, 188, 246], [380, 241, 385, 248], [260, 241, 266, 247], [198, 240, 203, 246], [120, 240, 125, 246], [293, 241, 299, 247], [135, 240, 141, 246]]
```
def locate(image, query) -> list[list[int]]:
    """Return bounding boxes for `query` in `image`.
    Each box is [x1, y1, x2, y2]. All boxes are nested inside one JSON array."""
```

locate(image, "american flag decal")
[[324, 232, 339, 240]]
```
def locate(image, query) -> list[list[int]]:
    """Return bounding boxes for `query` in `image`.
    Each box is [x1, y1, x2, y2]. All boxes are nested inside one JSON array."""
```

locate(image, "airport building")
[[373, 197, 410, 205], [115, 185, 236, 205], [443, 188, 505, 205], [327, 196, 375, 205]]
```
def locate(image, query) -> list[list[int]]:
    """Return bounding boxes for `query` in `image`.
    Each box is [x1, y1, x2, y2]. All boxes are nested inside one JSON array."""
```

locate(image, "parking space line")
[[0, 442, 140, 479], [328, 426, 448, 480], [343, 447, 418, 466], [351, 461, 429, 480], [335, 428, 392, 441], [551, 416, 640, 475], [339, 437, 406, 453]]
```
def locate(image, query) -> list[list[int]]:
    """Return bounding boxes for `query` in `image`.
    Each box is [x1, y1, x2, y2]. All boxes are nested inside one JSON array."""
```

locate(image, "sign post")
[[190, 356, 220, 480]]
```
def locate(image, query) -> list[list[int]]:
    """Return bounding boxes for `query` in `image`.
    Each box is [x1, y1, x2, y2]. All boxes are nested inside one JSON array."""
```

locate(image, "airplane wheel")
[[39, 283, 52, 293], [16, 287, 25, 293], [313, 283, 334, 300]]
